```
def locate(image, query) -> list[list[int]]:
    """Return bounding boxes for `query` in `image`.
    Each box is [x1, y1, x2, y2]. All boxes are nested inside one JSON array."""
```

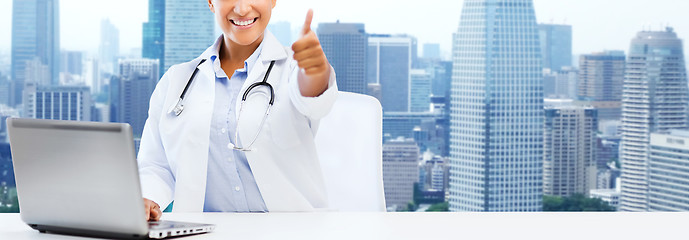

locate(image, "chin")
[[230, 33, 263, 46]]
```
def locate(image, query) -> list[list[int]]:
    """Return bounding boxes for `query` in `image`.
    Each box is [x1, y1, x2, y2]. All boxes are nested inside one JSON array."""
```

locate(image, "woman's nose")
[[233, 0, 252, 16]]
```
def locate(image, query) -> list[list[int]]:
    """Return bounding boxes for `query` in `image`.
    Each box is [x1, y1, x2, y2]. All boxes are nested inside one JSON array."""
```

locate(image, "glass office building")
[[11, 0, 60, 107], [111, 59, 160, 138], [538, 24, 572, 71], [543, 106, 598, 197], [164, 0, 214, 71], [576, 51, 626, 121], [368, 35, 414, 112], [619, 28, 688, 212], [410, 69, 432, 113], [648, 130, 689, 211], [449, 0, 544, 212], [99, 19, 120, 75], [142, 0, 165, 79], [318, 22, 368, 95]]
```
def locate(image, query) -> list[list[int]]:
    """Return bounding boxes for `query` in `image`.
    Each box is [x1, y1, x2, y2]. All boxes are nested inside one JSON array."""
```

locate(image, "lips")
[[231, 18, 258, 27]]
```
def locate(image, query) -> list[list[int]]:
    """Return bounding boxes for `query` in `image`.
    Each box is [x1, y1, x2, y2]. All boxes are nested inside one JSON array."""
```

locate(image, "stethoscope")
[[168, 59, 277, 152]]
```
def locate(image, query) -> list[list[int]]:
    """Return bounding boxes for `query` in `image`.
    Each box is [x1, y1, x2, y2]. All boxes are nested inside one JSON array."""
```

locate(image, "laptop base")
[[29, 224, 148, 239]]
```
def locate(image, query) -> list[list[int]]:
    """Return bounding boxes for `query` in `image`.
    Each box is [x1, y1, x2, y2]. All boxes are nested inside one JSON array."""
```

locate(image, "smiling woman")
[[137, 0, 339, 219]]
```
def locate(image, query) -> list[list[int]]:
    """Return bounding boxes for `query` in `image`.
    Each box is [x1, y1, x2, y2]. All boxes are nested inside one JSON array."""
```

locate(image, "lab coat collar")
[[193, 30, 288, 123], [195, 30, 288, 96]]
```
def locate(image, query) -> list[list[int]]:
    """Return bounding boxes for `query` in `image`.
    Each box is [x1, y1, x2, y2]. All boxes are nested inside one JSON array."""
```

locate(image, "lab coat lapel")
[[170, 56, 216, 212]]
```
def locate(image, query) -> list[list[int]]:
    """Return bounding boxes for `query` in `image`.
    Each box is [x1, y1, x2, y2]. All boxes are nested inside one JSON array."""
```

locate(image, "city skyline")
[[1, 0, 689, 59], [3, 0, 689, 214]]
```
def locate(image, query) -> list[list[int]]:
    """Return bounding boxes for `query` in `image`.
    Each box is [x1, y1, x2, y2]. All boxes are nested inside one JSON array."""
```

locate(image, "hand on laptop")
[[144, 198, 162, 221]]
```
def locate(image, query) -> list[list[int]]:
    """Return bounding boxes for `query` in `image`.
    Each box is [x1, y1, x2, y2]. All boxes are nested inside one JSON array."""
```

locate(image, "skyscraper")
[[577, 51, 626, 121], [11, 0, 60, 107], [449, 0, 544, 212], [142, 0, 165, 79], [543, 105, 598, 197], [164, 0, 215, 72], [648, 130, 689, 211], [99, 19, 120, 75], [383, 137, 420, 210], [538, 24, 572, 71], [111, 59, 160, 137], [368, 35, 414, 112], [60, 50, 83, 76], [410, 69, 432, 112], [619, 28, 688, 212], [318, 22, 368, 94]]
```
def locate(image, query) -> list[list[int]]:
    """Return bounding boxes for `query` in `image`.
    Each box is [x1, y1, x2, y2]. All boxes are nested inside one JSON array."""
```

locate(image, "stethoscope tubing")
[[171, 59, 277, 152]]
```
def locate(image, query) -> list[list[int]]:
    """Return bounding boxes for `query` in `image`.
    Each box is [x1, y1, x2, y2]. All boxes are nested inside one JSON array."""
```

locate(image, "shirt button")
[[221, 128, 227, 133], [227, 158, 233, 163], [234, 186, 241, 192]]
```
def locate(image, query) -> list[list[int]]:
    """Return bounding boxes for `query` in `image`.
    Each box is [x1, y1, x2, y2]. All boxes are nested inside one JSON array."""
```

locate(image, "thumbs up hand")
[[291, 9, 331, 97]]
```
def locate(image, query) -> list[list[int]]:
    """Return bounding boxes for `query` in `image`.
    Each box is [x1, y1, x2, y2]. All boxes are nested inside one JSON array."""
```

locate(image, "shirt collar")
[[209, 35, 265, 79]]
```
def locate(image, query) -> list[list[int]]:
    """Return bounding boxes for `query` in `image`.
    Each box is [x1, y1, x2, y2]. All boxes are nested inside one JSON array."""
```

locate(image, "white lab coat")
[[137, 31, 338, 212]]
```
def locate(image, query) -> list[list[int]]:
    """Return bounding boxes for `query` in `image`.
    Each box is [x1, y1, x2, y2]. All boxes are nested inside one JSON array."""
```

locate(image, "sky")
[[0, 0, 688, 58]]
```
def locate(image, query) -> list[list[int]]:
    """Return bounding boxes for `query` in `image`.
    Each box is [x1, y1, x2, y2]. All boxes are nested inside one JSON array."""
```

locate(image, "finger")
[[292, 32, 318, 53], [145, 207, 151, 221], [297, 58, 324, 70], [293, 47, 323, 62], [151, 208, 162, 221], [301, 9, 314, 36]]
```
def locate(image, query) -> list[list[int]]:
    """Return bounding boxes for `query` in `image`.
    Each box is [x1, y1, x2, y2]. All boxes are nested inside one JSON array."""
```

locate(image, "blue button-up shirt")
[[203, 37, 267, 212]]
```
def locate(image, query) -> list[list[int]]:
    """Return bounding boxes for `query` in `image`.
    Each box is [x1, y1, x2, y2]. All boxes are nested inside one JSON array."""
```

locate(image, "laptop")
[[7, 118, 215, 239]]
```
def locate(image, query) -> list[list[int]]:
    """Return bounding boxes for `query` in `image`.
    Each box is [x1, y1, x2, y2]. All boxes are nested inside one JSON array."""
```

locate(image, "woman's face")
[[208, 0, 276, 46]]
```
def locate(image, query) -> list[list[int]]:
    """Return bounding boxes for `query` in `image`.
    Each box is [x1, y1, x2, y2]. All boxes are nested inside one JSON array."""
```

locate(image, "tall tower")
[[99, 19, 120, 75], [111, 59, 160, 138], [11, 0, 60, 107], [317, 22, 368, 95], [543, 105, 598, 197], [619, 28, 688, 212], [142, 0, 165, 79], [538, 24, 572, 71], [164, 0, 214, 72], [368, 35, 415, 112], [449, 0, 544, 211], [577, 51, 626, 121]]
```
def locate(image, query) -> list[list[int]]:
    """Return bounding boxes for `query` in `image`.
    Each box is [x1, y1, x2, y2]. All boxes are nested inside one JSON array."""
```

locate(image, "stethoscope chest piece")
[[169, 98, 184, 116]]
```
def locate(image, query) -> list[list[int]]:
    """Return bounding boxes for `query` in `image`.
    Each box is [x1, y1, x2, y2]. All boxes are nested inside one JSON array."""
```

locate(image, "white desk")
[[0, 212, 686, 239]]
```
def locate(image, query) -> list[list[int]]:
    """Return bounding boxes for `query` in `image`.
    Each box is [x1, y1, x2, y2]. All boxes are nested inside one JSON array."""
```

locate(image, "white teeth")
[[234, 19, 255, 26]]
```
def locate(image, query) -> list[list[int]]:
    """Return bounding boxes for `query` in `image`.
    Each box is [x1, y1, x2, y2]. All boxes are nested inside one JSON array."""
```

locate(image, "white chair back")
[[315, 92, 386, 212]]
